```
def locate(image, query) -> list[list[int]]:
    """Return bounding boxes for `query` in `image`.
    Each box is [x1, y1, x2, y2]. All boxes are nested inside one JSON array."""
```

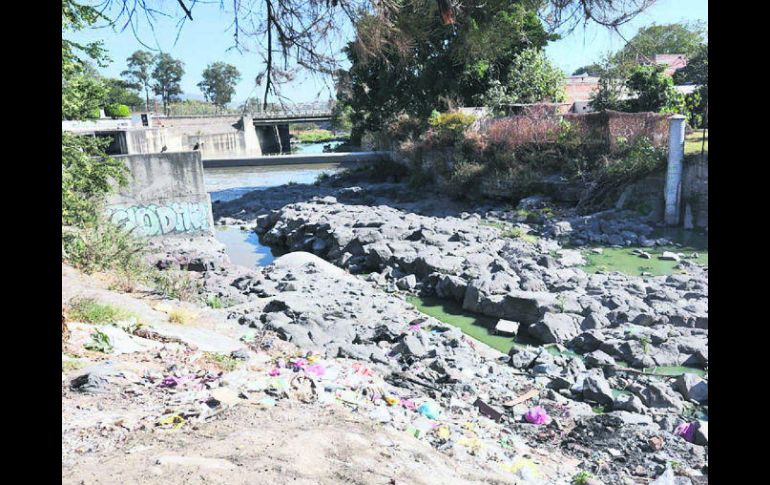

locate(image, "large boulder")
[[674, 373, 708, 404], [629, 381, 684, 410], [528, 313, 581, 344], [435, 274, 467, 302], [463, 289, 558, 324], [582, 372, 614, 406]]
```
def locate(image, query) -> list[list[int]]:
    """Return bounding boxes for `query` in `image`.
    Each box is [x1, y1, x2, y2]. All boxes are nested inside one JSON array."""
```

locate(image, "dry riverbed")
[[63, 173, 708, 484]]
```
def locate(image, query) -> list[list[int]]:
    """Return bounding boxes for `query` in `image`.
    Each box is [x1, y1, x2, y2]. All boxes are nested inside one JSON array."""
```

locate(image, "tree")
[[344, 1, 555, 138], [477, 48, 565, 110], [613, 22, 707, 65], [103, 1, 655, 108], [62, 1, 127, 225], [674, 43, 707, 86], [331, 103, 353, 132], [572, 64, 602, 76], [152, 53, 185, 115], [624, 64, 683, 113], [122, 50, 155, 111], [104, 78, 143, 107], [197, 62, 241, 110], [589, 57, 629, 111], [62, 2, 108, 120]]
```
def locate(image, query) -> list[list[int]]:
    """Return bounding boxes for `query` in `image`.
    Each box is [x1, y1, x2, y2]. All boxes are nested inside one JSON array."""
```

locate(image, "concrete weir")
[[202, 151, 391, 168], [105, 152, 214, 237]]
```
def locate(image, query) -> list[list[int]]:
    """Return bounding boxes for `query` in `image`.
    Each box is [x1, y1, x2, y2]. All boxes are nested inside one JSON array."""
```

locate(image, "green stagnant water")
[[580, 227, 708, 277], [407, 295, 706, 377]]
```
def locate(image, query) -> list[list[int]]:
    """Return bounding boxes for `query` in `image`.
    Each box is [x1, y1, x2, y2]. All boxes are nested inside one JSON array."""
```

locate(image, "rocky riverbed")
[[209, 172, 708, 483], [64, 170, 708, 484]]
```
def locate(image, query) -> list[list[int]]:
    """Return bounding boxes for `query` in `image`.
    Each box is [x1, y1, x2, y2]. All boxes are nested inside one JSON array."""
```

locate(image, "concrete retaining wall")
[[682, 154, 708, 229], [115, 116, 263, 159], [105, 152, 214, 237]]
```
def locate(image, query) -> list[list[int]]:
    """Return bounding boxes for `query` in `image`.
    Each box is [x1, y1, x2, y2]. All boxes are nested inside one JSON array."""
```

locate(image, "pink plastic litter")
[[305, 364, 326, 377], [408, 323, 421, 332], [351, 362, 373, 376], [268, 368, 281, 377], [525, 406, 552, 425], [674, 422, 697, 443]]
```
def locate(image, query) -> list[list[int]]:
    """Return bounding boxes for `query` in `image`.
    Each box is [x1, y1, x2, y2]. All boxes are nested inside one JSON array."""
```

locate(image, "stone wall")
[[105, 152, 214, 237]]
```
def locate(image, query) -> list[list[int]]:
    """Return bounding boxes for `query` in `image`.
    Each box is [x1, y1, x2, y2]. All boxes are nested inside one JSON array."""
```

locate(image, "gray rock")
[[584, 350, 616, 368], [613, 393, 646, 413], [659, 251, 681, 262], [435, 274, 467, 302], [583, 373, 614, 406], [70, 372, 109, 394], [581, 312, 610, 330], [392, 335, 427, 358], [570, 330, 605, 353], [630, 381, 683, 410], [508, 347, 538, 369], [529, 312, 581, 344], [607, 410, 653, 425], [674, 373, 708, 404], [396, 274, 417, 291]]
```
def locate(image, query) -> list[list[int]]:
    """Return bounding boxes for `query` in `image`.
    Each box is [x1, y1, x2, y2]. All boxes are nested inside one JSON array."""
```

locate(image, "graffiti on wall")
[[107, 201, 211, 237]]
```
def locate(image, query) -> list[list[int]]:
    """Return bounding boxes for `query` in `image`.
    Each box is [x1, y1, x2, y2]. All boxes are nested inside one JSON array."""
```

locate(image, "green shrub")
[[68, 297, 133, 324], [62, 132, 127, 227], [84, 329, 114, 353], [387, 113, 425, 143], [151, 269, 201, 302], [576, 136, 666, 213], [104, 103, 130, 118], [62, 216, 147, 275], [572, 471, 594, 485], [205, 352, 240, 372], [206, 295, 224, 309], [407, 168, 434, 189], [427, 111, 476, 144], [447, 161, 484, 197]]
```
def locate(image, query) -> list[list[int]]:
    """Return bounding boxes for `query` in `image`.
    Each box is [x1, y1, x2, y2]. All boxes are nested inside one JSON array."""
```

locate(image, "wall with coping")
[[105, 152, 214, 237], [118, 116, 263, 159]]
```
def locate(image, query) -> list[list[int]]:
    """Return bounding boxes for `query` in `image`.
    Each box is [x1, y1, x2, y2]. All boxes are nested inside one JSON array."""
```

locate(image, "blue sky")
[[69, 0, 707, 105]]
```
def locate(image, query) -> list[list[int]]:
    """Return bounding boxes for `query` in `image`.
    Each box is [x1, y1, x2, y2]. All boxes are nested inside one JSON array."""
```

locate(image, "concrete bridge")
[[63, 109, 335, 158]]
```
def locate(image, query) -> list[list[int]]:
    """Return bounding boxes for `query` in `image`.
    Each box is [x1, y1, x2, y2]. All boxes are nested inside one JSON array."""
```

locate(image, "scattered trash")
[[499, 457, 541, 477], [648, 435, 665, 451], [417, 401, 441, 420], [473, 398, 503, 422], [157, 414, 186, 430], [407, 417, 435, 439], [524, 406, 551, 425], [674, 421, 697, 443], [503, 388, 539, 408], [305, 363, 326, 377]]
